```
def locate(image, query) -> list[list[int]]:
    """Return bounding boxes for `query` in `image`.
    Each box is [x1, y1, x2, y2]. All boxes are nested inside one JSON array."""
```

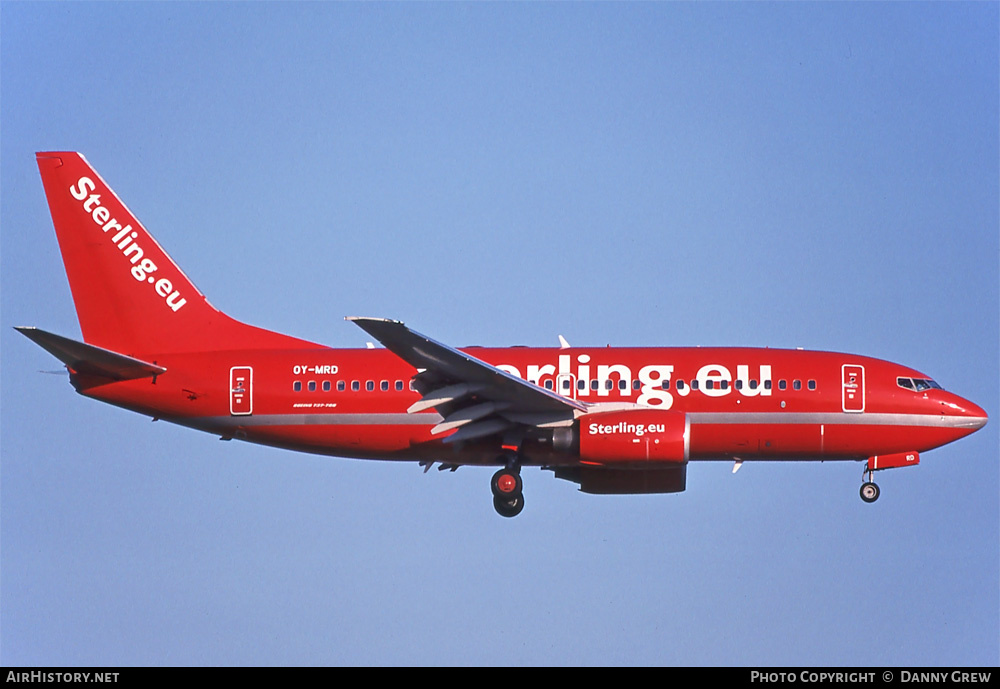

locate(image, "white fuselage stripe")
[[207, 413, 441, 427], [197, 411, 984, 430], [686, 412, 984, 429]]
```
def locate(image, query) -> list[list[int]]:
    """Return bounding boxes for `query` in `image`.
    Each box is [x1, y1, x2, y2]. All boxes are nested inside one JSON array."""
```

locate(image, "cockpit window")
[[897, 376, 941, 391]]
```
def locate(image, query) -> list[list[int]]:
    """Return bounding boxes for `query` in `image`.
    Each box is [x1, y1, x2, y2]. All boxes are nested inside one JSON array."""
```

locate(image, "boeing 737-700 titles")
[[18, 152, 988, 516]]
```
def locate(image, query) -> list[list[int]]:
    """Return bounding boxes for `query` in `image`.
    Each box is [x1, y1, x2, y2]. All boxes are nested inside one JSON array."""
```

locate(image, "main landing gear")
[[491, 465, 524, 518]]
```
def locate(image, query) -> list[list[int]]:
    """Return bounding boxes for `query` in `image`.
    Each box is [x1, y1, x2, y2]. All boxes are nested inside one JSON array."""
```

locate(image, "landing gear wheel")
[[860, 481, 880, 503], [491, 468, 522, 500], [490, 466, 524, 517], [494, 494, 524, 518]]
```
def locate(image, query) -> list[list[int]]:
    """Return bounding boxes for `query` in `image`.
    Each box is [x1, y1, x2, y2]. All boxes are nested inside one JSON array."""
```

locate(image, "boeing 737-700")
[[18, 152, 988, 517]]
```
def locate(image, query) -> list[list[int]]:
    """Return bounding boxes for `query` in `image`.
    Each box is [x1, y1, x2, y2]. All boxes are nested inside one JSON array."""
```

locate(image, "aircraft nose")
[[947, 396, 988, 431]]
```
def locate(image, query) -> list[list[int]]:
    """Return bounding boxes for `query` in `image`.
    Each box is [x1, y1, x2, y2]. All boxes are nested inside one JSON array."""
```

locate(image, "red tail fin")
[[36, 152, 317, 355]]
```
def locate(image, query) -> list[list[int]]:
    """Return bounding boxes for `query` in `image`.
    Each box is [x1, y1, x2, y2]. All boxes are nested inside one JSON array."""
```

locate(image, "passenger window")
[[293, 381, 302, 392], [605, 380, 613, 390], [778, 380, 787, 390], [705, 380, 713, 390], [749, 380, 758, 390], [591, 380, 599, 391], [308, 381, 316, 392], [808, 380, 816, 390], [380, 380, 389, 391], [578, 379, 586, 390], [337, 381, 345, 391], [545, 380, 553, 390], [735, 380, 743, 390], [351, 380, 360, 391], [366, 380, 374, 391], [764, 380, 772, 390], [322, 381, 331, 392], [661, 380, 670, 390], [619, 380, 628, 391], [793, 380, 801, 390], [395, 380, 404, 391], [690, 380, 699, 390], [676, 380, 685, 390], [720, 380, 728, 390], [562, 379, 571, 391]]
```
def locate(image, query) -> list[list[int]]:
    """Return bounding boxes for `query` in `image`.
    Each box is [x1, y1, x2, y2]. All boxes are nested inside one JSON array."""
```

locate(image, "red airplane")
[[18, 152, 988, 517]]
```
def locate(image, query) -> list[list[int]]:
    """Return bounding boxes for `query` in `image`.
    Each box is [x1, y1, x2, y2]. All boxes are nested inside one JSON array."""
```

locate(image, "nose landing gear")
[[860, 477, 880, 503], [491, 466, 524, 518], [859, 451, 920, 504]]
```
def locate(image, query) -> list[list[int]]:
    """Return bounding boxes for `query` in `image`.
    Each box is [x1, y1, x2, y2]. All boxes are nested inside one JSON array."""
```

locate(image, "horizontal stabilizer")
[[15, 327, 166, 381]]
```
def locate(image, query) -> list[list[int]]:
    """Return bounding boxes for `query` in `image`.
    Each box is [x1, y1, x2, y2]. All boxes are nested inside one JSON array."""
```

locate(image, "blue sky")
[[2, 3, 997, 666]]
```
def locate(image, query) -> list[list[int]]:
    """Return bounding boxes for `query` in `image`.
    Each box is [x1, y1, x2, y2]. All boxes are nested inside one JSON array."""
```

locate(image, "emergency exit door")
[[230, 366, 253, 416], [842, 364, 865, 413]]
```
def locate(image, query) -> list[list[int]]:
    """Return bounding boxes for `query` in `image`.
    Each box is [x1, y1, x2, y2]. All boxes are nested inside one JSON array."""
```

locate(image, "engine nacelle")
[[578, 409, 689, 466]]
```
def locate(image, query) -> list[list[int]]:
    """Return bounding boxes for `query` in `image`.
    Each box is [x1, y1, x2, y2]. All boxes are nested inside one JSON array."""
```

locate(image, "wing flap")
[[407, 382, 484, 414], [431, 401, 511, 435], [441, 418, 513, 444]]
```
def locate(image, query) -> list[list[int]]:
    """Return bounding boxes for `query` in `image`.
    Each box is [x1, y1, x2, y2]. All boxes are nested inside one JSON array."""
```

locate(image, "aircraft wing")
[[348, 317, 584, 444]]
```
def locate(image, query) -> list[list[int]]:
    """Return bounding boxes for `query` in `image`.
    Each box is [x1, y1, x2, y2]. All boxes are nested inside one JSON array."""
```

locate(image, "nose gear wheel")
[[860, 467, 880, 503]]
